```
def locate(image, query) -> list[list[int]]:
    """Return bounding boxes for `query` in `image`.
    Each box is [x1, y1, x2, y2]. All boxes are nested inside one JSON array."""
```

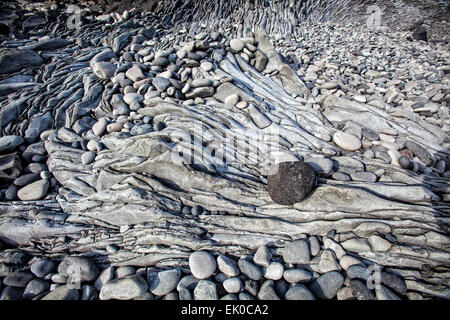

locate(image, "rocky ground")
[[0, 0, 449, 300]]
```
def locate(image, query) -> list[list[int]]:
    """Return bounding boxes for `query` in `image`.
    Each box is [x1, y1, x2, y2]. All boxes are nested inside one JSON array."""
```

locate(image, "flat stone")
[[238, 258, 262, 281], [147, 268, 181, 296], [333, 131, 362, 151], [349, 279, 375, 300], [267, 161, 316, 205], [283, 269, 312, 284], [368, 235, 392, 252], [350, 171, 377, 182], [304, 156, 334, 177], [380, 271, 406, 296], [336, 287, 355, 300], [23, 279, 49, 300], [285, 284, 316, 300], [339, 256, 364, 270], [282, 240, 310, 264], [41, 285, 79, 300], [189, 251, 217, 279], [193, 280, 218, 300], [17, 179, 49, 201], [310, 271, 344, 300], [405, 140, 433, 166], [0, 48, 44, 75], [115, 266, 135, 278], [0, 135, 24, 153], [346, 265, 369, 281], [217, 255, 240, 277], [223, 277, 243, 294], [375, 285, 401, 300], [341, 238, 371, 253], [3, 272, 34, 287], [100, 275, 148, 300]]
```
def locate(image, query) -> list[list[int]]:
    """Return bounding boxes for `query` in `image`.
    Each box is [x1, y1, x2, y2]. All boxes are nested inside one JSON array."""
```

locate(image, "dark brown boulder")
[[267, 161, 316, 205]]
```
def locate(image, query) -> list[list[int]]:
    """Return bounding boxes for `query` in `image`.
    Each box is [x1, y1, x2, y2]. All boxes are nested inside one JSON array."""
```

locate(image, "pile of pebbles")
[[0, 239, 413, 300]]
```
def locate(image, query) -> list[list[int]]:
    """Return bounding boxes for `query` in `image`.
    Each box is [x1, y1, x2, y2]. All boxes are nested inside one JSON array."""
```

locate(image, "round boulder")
[[267, 161, 316, 205]]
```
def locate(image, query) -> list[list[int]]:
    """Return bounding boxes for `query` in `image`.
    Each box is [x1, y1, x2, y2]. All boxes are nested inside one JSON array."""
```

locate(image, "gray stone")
[[333, 131, 361, 151], [217, 255, 240, 277], [0, 135, 24, 154], [257, 280, 280, 300], [282, 240, 310, 264], [223, 277, 243, 294], [1, 286, 24, 300], [81, 151, 96, 165], [310, 271, 344, 299], [92, 117, 108, 136], [238, 258, 262, 281], [189, 251, 217, 279], [375, 284, 401, 300], [126, 65, 145, 82], [304, 157, 334, 177], [193, 280, 218, 300], [346, 265, 369, 281], [283, 269, 312, 284], [41, 285, 79, 300], [81, 284, 94, 300], [239, 292, 256, 300], [148, 268, 181, 296], [405, 140, 433, 166], [318, 250, 342, 273], [30, 260, 55, 278], [130, 124, 153, 136], [350, 171, 377, 182], [285, 284, 316, 300], [380, 271, 407, 296], [230, 39, 244, 52], [3, 272, 34, 287], [92, 62, 116, 80], [308, 236, 321, 256], [253, 245, 272, 267], [100, 275, 148, 300], [177, 275, 199, 292], [349, 279, 375, 300], [263, 262, 284, 280], [152, 76, 171, 92], [94, 266, 114, 291], [58, 257, 99, 284], [115, 266, 135, 278], [23, 279, 49, 300]]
